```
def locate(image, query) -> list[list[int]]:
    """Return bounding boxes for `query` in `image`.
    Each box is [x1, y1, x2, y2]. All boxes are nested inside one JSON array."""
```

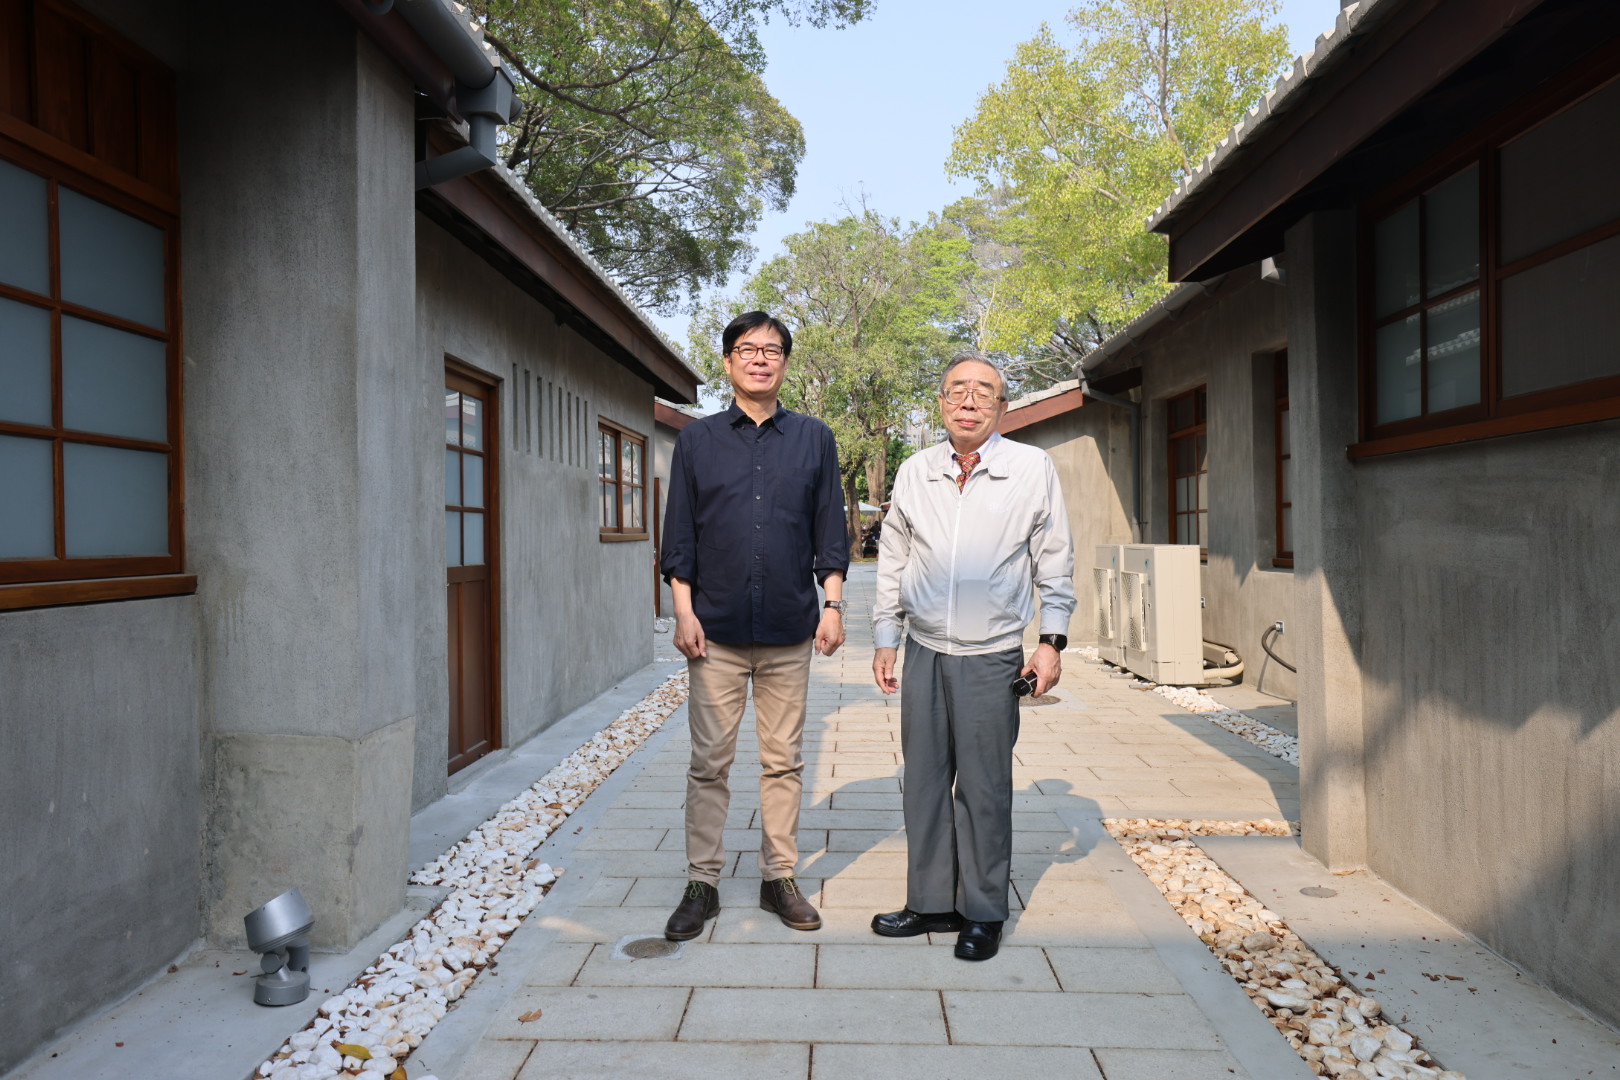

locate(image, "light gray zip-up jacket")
[[873, 432, 1075, 655]]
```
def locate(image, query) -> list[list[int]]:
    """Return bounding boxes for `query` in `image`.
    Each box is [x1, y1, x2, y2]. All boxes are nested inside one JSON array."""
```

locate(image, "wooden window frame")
[[1166, 385, 1208, 555], [597, 418, 648, 542], [1273, 353, 1293, 568], [0, 136, 188, 610], [1354, 58, 1620, 458]]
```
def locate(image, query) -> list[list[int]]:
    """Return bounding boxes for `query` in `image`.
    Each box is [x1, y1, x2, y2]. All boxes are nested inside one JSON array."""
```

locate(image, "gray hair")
[[939, 351, 1007, 400]]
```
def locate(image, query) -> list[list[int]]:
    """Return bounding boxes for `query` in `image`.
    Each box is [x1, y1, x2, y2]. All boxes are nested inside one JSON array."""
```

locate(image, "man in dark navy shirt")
[[660, 310, 849, 941]]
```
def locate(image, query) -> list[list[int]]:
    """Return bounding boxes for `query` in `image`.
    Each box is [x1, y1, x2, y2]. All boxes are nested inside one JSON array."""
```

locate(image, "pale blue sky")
[[660, 0, 1343, 352]]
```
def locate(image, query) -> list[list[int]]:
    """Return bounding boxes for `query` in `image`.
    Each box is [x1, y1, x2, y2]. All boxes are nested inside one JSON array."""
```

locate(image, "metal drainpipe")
[[385, 0, 521, 188], [1079, 376, 1144, 539]]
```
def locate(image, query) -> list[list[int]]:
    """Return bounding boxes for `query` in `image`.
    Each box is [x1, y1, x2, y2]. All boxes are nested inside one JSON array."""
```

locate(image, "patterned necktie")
[[953, 451, 980, 491]]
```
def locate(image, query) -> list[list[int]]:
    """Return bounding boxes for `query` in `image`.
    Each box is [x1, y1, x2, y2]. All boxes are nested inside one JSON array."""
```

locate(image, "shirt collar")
[[726, 400, 789, 430], [929, 432, 1008, 480]]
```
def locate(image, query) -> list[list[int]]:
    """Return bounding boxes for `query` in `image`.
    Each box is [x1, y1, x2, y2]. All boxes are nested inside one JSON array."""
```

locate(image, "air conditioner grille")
[[1093, 568, 1114, 639], [1122, 572, 1146, 652]]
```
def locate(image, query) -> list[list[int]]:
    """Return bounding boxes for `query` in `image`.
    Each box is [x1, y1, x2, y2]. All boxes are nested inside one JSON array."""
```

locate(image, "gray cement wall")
[[413, 220, 656, 810], [652, 420, 679, 617], [1349, 420, 1620, 1028], [1129, 274, 1297, 700], [0, 598, 200, 1074], [182, 4, 417, 948], [1009, 404, 1135, 643]]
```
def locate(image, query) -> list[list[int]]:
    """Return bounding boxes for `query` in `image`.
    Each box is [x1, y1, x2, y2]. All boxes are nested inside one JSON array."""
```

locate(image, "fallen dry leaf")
[[518, 1008, 543, 1023], [335, 1043, 372, 1060], [389, 1067, 408, 1080]]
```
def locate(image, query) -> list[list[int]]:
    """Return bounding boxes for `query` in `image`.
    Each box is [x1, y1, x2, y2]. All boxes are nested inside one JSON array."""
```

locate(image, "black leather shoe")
[[664, 880, 719, 941], [760, 877, 822, 930], [871, 908, 965, 938], [954, 920, 1003, 960]]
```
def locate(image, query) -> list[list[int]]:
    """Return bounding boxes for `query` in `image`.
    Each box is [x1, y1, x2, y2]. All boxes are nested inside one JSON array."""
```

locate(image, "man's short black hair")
[[722, 311, 793, 357]]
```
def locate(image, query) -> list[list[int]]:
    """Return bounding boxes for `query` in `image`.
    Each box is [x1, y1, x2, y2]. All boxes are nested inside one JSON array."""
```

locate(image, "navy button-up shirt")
[[661, 402, 849, 646]]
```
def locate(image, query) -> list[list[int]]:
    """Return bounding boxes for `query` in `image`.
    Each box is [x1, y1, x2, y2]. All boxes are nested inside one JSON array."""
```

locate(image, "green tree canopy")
[[948, 0, 1289, 366], [475, 0, 872, 313], [690, 207, 967, 536]]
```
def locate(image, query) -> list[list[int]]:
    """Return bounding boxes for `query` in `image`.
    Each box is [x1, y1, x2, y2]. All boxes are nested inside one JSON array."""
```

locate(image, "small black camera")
[[1012, 673, 1038, 697]]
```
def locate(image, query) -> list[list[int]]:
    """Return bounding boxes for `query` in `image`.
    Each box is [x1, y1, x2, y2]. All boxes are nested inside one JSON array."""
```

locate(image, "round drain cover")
[[620, 937, 681, 959], [1300, 886, 1339, 898], [1019, 694, 1060, 707]]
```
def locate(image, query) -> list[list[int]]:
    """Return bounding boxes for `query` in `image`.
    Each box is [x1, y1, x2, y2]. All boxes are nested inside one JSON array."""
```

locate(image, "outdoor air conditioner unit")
[[1092, 545, 1125, 665], [1120, 543, 1204, 685]]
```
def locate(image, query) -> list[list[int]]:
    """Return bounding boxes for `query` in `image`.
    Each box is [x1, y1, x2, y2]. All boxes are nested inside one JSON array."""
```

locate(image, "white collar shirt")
[[873, 432, 1076, 655]]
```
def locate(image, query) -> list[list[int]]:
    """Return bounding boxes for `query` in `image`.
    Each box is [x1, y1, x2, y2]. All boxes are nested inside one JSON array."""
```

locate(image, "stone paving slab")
[[680, 987, 948, 1044], [816, 942, 1060, 991], [942, 989, 1223, 1048], [483, 986, 689, 1041], [810, 1043, 1106, 1079], [500, 1040, 809, 1079], [575, 942, 813, 988], [1091, 1047, 1255, 1079]]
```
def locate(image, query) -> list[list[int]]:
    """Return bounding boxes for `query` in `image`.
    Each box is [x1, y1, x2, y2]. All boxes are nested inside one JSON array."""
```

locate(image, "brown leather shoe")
[[664, 880, 719, 941], [760, 877, 821, 930]]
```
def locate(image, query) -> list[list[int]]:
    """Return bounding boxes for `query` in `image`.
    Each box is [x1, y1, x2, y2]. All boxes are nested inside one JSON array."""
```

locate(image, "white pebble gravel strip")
[[1072, 648, 1299, 766], [1105, 818, 1463, 1080], [255, 671, 689, 1080]]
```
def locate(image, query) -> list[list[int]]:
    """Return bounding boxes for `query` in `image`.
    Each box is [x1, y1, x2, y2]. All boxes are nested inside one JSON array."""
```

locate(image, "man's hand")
[[1022, 642, 1062, 696], [673, 610, 707, 660], [815, 608, 845, 656], [873, 647, 899, 694]]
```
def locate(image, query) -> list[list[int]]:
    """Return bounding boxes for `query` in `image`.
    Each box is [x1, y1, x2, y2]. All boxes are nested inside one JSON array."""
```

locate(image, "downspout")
[[384, 0, 521, 188], [1078, 375, 1144, 539]]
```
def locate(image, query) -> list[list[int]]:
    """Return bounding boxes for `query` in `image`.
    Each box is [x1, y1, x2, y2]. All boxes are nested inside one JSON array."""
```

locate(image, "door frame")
[[446, 358, 502, 773]]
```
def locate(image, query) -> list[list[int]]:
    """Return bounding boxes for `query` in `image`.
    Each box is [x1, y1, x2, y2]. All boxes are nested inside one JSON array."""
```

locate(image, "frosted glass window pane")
[[445, 391, 461, 445], [599, 432, 613, 480], [601, 481, 614, 528], [0, 434, 56, 558], [1376, 314, 1422, 424], [462, 454, 484, 508], [446, 511, 462, 565], [0, 159, 49, 295], [630, 485, 643, 528], [1375, 201, 1420, 316], [1501, 232, 1620, 397], [1196, 473, 1207, 514], [1424, 166, 1479, 297], [1425, 291, 1481, 413], [63, 443, 169, 556], [62, 316, 168, 441], [464, 511, 484, 564], [1175, 515, 1187, 545], [0, 297, 52, 426], [58, 187, 165, 329], [460, 396, 482, 450], [444, 449, 461, 506], [1500, 78, 1620, 264], [631, 442, 643, 484]]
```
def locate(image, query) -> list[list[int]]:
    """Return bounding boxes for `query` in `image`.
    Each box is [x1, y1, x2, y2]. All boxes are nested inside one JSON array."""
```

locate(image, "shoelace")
[[684, 881, 708, 900], [774, 878, 802, 896]]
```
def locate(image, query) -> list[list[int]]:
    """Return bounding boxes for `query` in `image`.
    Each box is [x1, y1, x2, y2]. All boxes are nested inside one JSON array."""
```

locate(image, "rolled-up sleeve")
[[1032, 455, 1077, 635], [660, 432, 697, 584], [871, 469, 913, 651], [811, 427, 850, 583]]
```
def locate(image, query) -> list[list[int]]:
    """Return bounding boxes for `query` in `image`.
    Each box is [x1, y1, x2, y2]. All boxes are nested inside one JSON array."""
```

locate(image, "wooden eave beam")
[[330, 0, 457, 111], [421, 170, 699, 404], [1161, 0, 1547, 282], [999, 387, 1086, 435]]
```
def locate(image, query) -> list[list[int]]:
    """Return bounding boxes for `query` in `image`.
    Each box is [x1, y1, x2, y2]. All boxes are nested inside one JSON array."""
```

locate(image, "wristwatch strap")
[[1038, 633, 1067, 651], [824, 600, 845, 611]]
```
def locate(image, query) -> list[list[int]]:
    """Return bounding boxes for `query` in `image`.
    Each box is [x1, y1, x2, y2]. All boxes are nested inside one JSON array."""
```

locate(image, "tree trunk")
[[864, 438, 888, 508], [844, 473, 860, 551]]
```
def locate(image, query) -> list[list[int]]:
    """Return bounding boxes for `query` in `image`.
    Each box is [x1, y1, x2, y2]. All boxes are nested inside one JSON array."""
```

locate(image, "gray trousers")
[[899, 638, 1023, 922]]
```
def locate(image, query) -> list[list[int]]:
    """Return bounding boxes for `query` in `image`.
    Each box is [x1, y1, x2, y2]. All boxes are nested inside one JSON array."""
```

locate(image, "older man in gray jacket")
[[870, 352, 1075, 961]]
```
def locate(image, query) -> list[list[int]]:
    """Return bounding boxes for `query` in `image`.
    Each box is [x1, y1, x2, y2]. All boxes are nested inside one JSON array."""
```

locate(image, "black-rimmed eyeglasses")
[[730, 344, 785, 360], [941, 386, 1001, 406]]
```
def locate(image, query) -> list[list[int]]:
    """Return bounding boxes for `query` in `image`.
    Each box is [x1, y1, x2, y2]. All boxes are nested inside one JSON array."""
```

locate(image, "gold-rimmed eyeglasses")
[[730, 343, 785, 361], [941, 386, 1002, 407]]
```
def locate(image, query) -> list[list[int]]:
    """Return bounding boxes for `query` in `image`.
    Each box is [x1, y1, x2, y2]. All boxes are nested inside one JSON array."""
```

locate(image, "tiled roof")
[[1146, 0, 1398, 232]]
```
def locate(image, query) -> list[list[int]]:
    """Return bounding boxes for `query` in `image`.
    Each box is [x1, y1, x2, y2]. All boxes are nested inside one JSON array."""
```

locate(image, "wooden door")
[[445, 369, 499, 773]]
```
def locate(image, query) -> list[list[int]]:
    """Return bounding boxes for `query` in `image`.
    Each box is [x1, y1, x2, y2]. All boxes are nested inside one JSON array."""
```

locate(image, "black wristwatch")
[[1038, 633, 1067, 651]]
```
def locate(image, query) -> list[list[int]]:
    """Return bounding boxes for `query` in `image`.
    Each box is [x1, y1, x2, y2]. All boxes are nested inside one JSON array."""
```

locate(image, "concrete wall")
[[0, 598, 200, 1074], [182, 3, 418, 948], [413, 219, 655, 809], [652, 420, 679, 617], [1008, 403, 1135, 643], [1074, 273, 1297, 698]]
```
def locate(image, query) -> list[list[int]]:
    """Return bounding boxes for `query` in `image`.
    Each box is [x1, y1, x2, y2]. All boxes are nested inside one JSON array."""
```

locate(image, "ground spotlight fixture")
[[243, 887, 314, 1006]]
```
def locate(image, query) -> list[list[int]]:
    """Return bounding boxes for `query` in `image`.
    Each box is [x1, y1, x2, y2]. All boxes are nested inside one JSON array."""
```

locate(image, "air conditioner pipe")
[[1201, 639, 1243, 681], [1078, 376, 1144, 536], [1261, 624, 1296, 673]]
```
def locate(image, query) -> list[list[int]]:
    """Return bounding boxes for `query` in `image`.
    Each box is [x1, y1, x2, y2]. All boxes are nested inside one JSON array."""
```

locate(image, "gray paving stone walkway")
[[419, 567, 1310, 1080]]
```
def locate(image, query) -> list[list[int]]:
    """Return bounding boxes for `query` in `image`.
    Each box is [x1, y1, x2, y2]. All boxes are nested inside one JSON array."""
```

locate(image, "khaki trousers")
[[684, 638, 812, 885]]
